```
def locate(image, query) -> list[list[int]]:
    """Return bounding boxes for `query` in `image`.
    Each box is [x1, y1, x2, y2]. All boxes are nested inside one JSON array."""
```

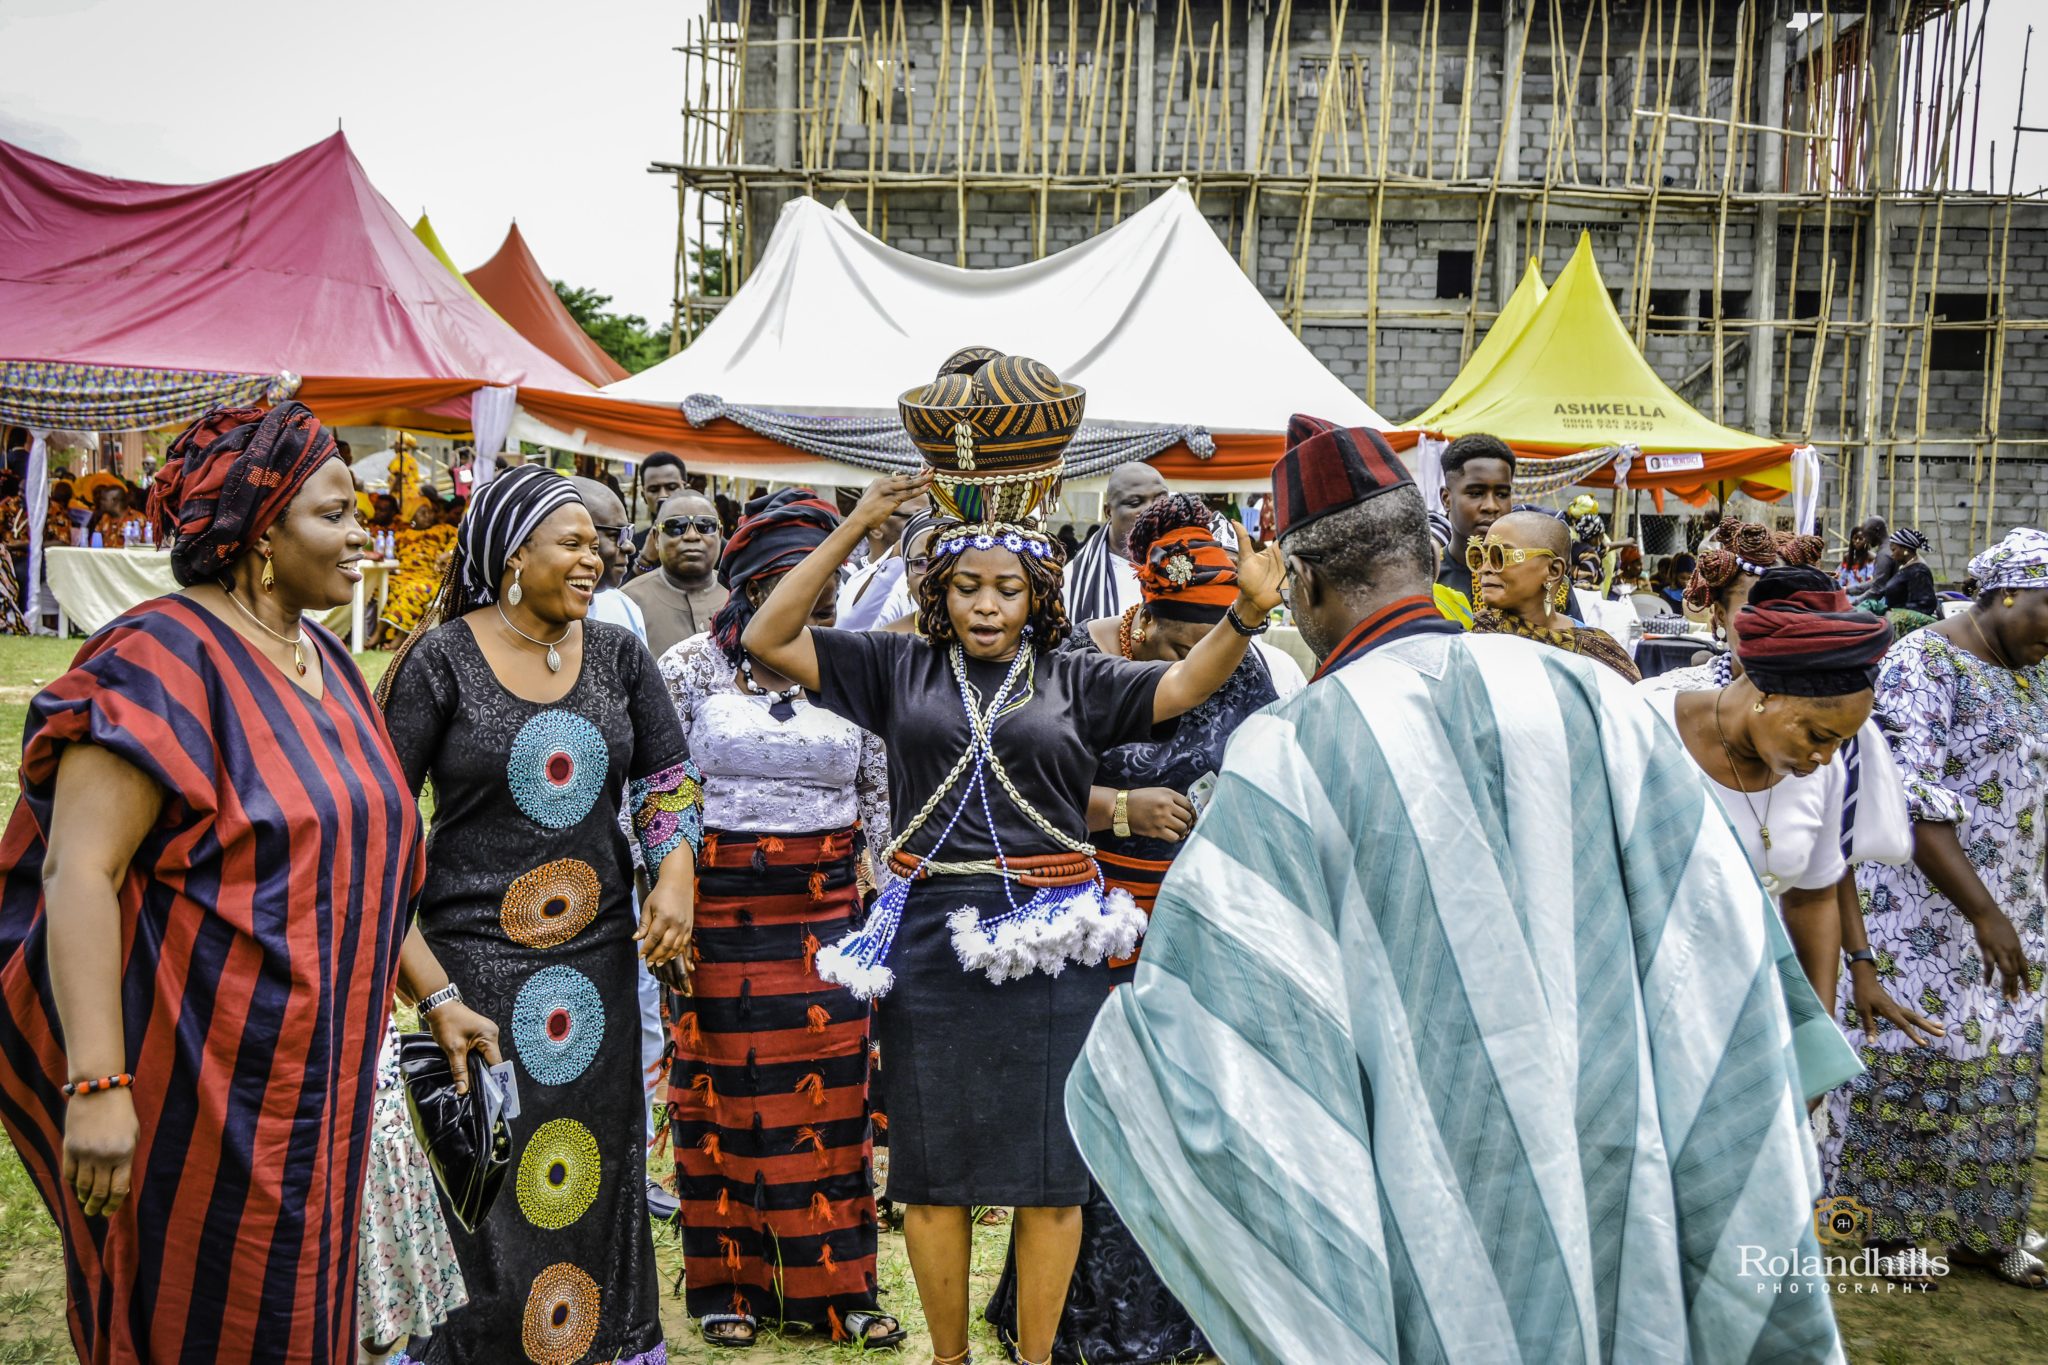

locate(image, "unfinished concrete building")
[[657, 0, 2042, 572]]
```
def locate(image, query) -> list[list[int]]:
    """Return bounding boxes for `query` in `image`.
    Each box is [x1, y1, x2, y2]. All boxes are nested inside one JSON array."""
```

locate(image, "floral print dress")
[[1822, 629, 2048, 1255], [358, 1016, 469, 1349]]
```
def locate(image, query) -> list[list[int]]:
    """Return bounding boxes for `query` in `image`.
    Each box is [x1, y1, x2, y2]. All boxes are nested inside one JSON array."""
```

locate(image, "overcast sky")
[[3, 0, 2044, 327]]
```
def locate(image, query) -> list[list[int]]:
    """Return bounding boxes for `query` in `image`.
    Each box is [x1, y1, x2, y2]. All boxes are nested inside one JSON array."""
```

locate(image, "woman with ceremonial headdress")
[[742, 350, 1284, 1365], [658, 487, 904, 1351], [1467, 508, 1641, 681], [377, 465, 705, 1365], [0, 403, 459, 1363], [983, 492, 1303, 1364], [1823, 527, 2048, 1290]]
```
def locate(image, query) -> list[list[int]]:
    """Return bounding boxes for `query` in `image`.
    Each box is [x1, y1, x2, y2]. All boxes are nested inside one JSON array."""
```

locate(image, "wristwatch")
[[1112, 789, 1133, 839], [418, 983, 463, 1017], [1845, 948, 1879, 968]]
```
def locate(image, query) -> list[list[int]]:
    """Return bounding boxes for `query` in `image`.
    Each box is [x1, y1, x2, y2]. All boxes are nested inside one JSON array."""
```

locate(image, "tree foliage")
[[552, 281, 670, 373], [553, 241, 732, 369]]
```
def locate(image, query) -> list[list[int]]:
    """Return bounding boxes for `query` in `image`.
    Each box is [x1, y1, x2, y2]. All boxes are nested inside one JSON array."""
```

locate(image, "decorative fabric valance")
[[681, 394, 1215, 481], [0, 362, 299, 432]]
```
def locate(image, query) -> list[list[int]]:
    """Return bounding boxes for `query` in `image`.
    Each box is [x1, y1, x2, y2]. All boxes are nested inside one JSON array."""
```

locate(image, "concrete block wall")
[[715, 1, 2045, 560]]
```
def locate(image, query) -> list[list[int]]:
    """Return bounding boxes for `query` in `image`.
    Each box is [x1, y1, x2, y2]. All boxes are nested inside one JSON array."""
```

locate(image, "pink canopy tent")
[[0, 131, 591, 622], [0, 131, 590, 434]]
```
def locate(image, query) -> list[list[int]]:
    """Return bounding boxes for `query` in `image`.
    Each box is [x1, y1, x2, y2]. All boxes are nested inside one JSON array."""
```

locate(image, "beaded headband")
[[933, 522, 1058, 560]]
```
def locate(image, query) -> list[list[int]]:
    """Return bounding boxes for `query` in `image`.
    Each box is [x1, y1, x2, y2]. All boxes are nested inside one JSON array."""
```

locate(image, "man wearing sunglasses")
[[622, 490, 729, 660]]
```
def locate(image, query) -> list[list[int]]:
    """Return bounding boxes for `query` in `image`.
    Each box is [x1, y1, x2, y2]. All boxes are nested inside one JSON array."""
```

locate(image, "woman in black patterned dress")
[[380, 467, 704, 1365]]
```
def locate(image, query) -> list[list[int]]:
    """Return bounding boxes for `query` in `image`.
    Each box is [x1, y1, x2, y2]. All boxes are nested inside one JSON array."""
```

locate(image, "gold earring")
[[260, 554, 276, 593], [1752, 695, 1768, 714], [2004, 593, 2016, 608]]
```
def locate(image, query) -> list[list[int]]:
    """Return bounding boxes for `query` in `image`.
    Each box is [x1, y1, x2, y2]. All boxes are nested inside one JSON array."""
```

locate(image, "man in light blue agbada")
[[1068, 415, 1848, 1364]]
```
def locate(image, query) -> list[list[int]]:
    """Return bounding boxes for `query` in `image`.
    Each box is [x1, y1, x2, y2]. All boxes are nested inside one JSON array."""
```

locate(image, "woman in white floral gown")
[[357, 1016, 468, 1363], [1822, 527, 2048, 1289]]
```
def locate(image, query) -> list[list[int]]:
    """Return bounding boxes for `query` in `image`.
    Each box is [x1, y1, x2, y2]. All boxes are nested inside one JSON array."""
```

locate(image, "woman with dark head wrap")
[[983, 492, 1303, 1364], [1641, 527, 1940, 1065], [0, 403, 443, 1362], [655, 488, 903, 1349], [1860, 526, 1942, 624], [1823, 527, 2048, 1290], [378, 464, 706, 1364], [1646, 567, 1899, 1113]]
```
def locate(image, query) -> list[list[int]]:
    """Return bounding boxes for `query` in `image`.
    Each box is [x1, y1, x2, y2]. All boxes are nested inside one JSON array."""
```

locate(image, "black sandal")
[[842, 1310, 907, 1349], [700, 1313, 758, 1347]]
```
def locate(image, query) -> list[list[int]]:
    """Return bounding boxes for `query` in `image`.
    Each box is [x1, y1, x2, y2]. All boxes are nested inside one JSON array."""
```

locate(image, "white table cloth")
[[44, 547, 392, 650]]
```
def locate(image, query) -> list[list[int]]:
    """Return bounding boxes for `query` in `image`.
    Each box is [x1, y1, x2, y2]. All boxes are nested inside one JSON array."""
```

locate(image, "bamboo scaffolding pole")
[[1464, 2, 1536, 367], [924, 0, 953, 174], [1286, 0, 1351, 336], [1160, 0, 1188, 174], [958, 6, 976, 264], [1454, 0, 1478, 180], [1624, 0, 1654, 184], [1078, 0, 1112, 177], [1059, 0, 1082, 176], [1373, 0, 1391, 181]]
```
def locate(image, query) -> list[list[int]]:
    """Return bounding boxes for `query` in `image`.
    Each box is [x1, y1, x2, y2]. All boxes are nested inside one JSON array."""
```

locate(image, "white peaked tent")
[[569, 182, 1384, 486]]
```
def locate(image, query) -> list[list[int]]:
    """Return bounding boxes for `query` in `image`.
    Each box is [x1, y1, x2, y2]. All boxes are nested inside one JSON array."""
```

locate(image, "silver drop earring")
[[508, 565, 524, 607]]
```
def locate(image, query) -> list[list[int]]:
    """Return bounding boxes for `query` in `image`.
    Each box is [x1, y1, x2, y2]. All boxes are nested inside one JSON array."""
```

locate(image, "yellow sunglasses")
[[1465, 536, 1561, 574]]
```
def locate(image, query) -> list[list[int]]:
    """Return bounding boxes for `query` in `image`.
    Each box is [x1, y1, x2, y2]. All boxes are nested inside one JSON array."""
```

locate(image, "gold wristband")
[[1112, 789, 1132, 839]]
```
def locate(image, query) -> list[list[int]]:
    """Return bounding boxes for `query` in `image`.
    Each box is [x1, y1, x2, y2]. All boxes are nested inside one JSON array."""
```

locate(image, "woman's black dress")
[[1869, 559, 1940, 616], [807, 628, 1167, 1207], [384, 619, 689, 1365], [986, 640, 1281, 1364]]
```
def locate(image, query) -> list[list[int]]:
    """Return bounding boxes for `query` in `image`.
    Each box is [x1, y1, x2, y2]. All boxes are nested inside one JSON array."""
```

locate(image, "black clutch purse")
[[398, 1031, 511, 1233]]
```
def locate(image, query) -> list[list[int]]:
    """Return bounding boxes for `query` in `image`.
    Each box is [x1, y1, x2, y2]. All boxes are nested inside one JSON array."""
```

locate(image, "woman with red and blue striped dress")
[[656, 489, 902, 1351], [0, 405, 483, 1364]]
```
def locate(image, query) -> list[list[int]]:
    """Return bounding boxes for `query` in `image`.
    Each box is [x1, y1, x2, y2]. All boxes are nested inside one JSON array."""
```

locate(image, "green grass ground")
[[0, 634, 2039, 1361]]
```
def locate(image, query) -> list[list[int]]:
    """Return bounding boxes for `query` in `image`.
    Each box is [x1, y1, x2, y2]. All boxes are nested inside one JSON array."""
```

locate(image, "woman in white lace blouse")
[[655, 490, 903, 1351]]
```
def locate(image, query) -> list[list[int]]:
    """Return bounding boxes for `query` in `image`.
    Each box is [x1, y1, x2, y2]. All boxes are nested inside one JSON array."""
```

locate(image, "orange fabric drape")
[[294, 377, 484, 432]]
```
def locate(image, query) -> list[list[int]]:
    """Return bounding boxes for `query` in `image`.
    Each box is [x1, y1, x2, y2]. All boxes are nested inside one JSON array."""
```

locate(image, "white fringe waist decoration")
[[814, 878, 907, 1001], [947, 882, 1147, 985]]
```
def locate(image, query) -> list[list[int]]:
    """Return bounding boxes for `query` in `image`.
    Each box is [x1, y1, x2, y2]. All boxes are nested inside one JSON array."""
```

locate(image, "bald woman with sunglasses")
[[1469, 509, 1641, 681]]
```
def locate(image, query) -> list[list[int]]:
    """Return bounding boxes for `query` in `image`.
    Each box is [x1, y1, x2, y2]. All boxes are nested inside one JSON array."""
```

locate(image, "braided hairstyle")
[[1127, 492, 1215, 564], [1684, 519, 1825, 615], [916, 529, 1072, 652]]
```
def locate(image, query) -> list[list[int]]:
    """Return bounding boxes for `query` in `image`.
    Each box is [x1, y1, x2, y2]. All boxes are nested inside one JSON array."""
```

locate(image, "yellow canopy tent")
[[1411, 233, 1802, 503], [411, 214, 500, 317], [1412, 259, 1547, 429]]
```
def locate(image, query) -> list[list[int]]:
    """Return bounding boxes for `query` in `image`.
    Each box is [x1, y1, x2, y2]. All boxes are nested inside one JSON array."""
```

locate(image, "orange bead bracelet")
[[62, 1073, 133, 1099]]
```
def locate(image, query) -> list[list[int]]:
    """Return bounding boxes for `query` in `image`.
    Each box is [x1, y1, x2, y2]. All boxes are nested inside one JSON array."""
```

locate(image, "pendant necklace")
[[1713, 690, 1780, 893], [739, 653, 802, 722], [222, 586, 309, 677], [497, 601, 572, 673], [1963, 611, 2030, 693]]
